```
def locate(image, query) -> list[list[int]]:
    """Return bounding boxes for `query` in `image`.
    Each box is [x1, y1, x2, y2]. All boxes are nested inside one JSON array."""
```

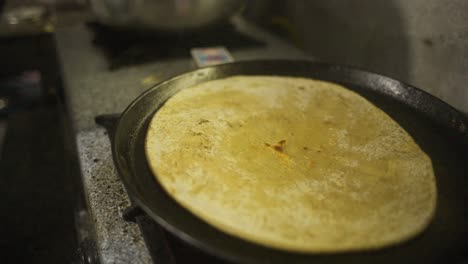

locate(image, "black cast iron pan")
[[112, 60, 468, 263]]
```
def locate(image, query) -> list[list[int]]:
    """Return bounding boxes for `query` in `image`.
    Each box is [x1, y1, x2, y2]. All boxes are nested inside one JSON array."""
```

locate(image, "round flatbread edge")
[[144, 75, 437, 253]]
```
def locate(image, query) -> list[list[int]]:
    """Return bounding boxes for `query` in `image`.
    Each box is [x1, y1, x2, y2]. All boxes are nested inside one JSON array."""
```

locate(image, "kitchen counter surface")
[[54, 10, 308, 264]]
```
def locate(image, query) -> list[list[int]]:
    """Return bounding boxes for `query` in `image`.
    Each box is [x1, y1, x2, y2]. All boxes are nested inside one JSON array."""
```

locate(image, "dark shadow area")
[[0, 105, 77, 264], [0, 23, 77, 263]]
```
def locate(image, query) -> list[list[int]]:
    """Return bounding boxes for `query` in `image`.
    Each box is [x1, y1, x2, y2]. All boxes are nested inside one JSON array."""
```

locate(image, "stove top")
[[87, 21, 265, 70]]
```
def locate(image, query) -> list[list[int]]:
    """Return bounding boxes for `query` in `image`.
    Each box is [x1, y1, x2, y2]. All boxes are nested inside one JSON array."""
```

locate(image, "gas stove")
[[55, 10, 308, 264]]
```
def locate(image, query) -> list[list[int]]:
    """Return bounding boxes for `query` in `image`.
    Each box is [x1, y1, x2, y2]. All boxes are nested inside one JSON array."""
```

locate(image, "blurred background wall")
[[246, 0, 468, 113]]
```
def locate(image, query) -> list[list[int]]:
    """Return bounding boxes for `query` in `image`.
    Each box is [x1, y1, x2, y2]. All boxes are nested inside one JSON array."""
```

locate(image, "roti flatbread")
[[145, 76, 436, 252]]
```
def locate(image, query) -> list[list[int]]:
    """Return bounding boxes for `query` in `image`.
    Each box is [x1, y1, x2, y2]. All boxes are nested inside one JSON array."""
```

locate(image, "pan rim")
[[121, 59, 467, 136]]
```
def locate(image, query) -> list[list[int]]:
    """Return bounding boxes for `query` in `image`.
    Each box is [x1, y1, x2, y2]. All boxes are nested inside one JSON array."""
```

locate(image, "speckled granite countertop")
[[54, 11, 308, 264]]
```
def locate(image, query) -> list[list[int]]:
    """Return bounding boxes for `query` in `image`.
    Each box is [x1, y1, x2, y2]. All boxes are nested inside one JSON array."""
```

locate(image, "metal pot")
[[90, 0, 245, 32]]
